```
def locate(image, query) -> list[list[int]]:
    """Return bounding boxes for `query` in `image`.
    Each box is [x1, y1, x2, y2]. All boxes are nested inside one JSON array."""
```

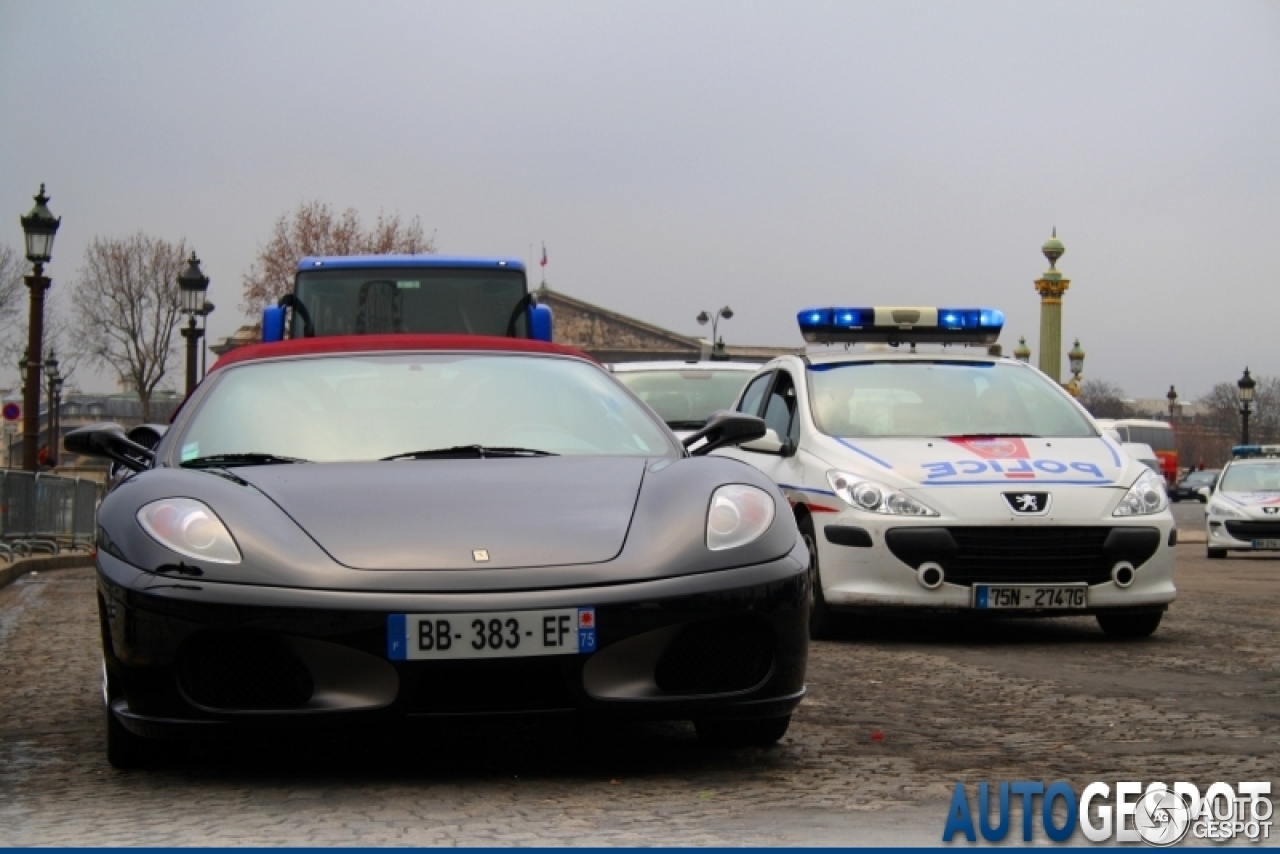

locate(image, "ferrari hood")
[[807, 435, 1130, 489], [232, 457, 647, 570]]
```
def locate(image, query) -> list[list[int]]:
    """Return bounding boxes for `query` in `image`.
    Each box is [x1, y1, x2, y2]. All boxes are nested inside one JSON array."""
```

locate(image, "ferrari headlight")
[[827, 470, 938, 517], [1208, 500, 1242, 519], [137, 498, 241, 564], [707, 484, 776, 551], [1113, 469, 1169, 516]]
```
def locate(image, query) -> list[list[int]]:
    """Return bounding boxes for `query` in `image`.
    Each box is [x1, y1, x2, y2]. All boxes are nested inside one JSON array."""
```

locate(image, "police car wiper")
[[666, 420, 708, 430], [380, 445, 558, 460], [182, 453, 311, 468], [946, 433, 1041, 439]]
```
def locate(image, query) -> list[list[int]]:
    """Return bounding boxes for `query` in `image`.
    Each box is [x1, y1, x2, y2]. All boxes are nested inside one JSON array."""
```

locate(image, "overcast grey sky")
[[2, 0, 1277, 399]]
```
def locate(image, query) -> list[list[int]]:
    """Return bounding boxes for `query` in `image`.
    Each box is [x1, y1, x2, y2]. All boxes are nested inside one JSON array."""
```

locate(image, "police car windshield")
[[1220, 461, 1280, 492], [615, 369, 754, 428], [293, 268, 528, 337], [177, 354, 675, 463], [807, 361, 1096, 439]]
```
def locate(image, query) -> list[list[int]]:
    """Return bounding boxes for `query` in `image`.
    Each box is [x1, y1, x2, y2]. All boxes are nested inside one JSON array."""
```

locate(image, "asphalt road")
[[1, 547, 1275, 846]]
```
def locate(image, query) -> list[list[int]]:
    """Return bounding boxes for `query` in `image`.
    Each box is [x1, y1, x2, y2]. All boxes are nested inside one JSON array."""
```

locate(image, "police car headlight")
[[1208, 500, 1242, 519], [827, 470, 939, 517], [137, 498, 242, 564], [706, 484, 776, 551], [1112, 469, 1169, 517]]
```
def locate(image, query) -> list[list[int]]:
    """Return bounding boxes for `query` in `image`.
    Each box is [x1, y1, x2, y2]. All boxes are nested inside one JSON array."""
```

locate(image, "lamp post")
[[199, 300, 215, 380], [696, 305, 734, 361], [1237, 367, 1256, 445], [45, 352, 61, 468], [19, 184, 61, 472], [1013, 336, 1032, 363], [1064, 339, 1085, 397], [177, 253, 210, 396], [1166, 385, 1182, 424]]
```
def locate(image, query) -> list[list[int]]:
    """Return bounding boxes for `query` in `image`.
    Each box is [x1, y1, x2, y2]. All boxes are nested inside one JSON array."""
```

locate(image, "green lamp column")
[[1034, 229, 1070, 382]]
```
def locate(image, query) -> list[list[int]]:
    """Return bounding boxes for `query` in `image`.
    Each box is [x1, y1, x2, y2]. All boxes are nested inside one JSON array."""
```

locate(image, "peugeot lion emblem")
[[1003, 492, 1050, 515], [1265, 507, 1279, 516]]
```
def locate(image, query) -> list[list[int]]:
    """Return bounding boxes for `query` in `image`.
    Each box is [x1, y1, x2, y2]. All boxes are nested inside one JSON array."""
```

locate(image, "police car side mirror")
[[65, 422, 156, 473], [739, 428, 788, 456], [1197, 486, 1211, 502], [684, 410, 767, 456]]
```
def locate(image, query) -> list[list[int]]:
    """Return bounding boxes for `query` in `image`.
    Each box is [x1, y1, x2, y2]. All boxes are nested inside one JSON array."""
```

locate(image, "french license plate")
[[973, 585, 1087, 610], [1251, 539, 1280, 550], [387, 608, 596, 661]]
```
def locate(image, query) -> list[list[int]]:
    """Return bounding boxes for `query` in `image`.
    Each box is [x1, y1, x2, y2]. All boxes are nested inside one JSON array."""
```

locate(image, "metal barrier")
[[0, 470, 102, 560]]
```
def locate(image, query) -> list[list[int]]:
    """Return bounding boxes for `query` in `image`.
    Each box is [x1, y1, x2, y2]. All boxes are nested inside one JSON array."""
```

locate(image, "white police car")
[[715, 306, 1176, 639], [1205, 445, 1280, 559]]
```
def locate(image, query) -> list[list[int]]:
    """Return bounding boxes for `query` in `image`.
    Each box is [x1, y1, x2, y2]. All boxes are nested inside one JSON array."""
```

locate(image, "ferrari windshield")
[[1220, 461, 1280, 492], [808, 360, 1097, 439], [178, 353, 675, 463], [292, 268, 528, 337], [614, 368, 754, 428]]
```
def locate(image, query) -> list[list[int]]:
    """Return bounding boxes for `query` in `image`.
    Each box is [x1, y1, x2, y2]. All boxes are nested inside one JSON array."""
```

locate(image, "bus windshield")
[[292, 268, 528, 338]]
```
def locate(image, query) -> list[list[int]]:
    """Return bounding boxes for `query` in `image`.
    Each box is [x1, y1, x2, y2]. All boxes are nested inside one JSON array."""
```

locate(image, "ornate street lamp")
[[1013, 336, 1032, 363], [19, 184, 61, 471], [1166, 385, 1181, 423], [696, 305, 734, 361], [1064, 339, 1085, 397], [1237, 367, 1256, 445], [177, 253, 210, 396], [198, 300, 215, 379], [45, 352, 61, 468]]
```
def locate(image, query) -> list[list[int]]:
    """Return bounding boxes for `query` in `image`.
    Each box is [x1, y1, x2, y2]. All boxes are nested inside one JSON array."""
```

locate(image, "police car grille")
[[1224, 520, 1280, 539], [944, 526, 1115, 586], [654, 617, 773, 695], [177, 632, 314, 711]]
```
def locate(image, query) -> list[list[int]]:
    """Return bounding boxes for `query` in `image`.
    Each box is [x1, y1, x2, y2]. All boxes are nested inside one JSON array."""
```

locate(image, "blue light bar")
[[797, 306, 1004, 345], [1231, 444, 1280, 458]]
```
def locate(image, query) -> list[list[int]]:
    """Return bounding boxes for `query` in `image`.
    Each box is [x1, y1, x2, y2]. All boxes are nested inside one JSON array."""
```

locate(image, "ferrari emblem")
[[473, 549, 490, 562]]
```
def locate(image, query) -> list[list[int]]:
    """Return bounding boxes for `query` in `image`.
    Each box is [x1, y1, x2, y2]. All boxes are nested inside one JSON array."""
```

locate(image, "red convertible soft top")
[[211, 334, 594, 373]]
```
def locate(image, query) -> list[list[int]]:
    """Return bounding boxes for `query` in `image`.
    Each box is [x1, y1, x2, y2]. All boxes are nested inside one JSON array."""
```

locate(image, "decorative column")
[[1034, 229, 1070, 383]]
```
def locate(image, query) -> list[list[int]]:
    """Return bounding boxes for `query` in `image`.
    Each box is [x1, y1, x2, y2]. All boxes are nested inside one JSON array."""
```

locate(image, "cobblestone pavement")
[[1, 546, 1276, 846]]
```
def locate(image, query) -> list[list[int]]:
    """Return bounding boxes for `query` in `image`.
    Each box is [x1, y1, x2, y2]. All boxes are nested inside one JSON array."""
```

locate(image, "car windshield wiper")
[[666, 420, 709, 431], [944, 432, 1041, 439], [380, 445, 558, 461], [181, 453, 310, 469]]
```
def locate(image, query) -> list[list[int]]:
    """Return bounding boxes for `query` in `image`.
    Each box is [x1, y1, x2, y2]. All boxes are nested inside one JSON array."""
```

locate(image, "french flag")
[[541, 243, 547, 267]]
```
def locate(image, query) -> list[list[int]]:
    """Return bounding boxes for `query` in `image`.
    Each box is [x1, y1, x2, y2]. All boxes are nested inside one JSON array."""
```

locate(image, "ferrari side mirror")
[[65, 422, 156, 473], [683, 410, 767, 456]]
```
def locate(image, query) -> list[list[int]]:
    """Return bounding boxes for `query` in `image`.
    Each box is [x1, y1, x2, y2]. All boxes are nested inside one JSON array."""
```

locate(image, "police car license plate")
[[1251, 539, 1280, 550], [386, 608, 597, 660], [973, 585, 1087, 609]]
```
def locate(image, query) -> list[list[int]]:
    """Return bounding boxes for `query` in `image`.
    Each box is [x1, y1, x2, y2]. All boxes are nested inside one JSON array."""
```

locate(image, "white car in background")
[[610, 361, 759, 438], [1122, 442, 1166, 488], [714, 305, 1177, 640], [1204, 446, 1280, 559]]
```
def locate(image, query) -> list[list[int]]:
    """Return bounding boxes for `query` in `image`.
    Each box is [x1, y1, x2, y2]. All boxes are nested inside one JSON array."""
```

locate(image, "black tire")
[[1207, 547, 1227, 559], [1096, 610, 1163, 639], [799, 517, 834, 640], [695, 715, 791, 747]]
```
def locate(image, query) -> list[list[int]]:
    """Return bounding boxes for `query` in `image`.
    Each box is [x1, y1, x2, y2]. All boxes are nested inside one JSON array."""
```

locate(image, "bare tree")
[[0, 244, 29, 374], [1077, 378, 1132, 419], [241, 201, 435, 315], [71, 234, 188, 421]]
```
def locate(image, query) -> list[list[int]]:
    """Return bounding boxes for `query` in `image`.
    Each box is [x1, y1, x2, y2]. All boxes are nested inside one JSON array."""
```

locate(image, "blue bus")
[[262, 255, 553, 343]]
